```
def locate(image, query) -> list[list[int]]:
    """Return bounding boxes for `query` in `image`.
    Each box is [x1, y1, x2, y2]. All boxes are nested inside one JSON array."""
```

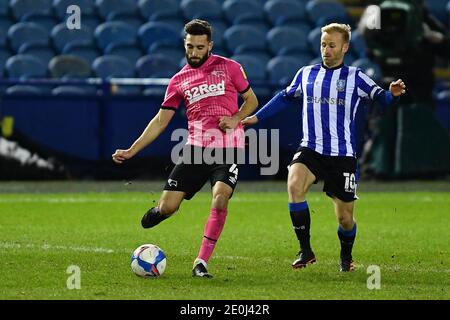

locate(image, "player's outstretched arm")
[[389, 79, 406, 97], [112, 109, 175, 164], [242, 90, 292, 127]]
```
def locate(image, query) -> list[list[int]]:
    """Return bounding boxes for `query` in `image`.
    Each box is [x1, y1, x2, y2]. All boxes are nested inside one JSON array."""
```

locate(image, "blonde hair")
[[321, 23, 352, 43]]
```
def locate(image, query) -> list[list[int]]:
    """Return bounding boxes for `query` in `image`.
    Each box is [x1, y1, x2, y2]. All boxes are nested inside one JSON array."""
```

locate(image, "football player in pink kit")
[[112, 19, 258, 278]]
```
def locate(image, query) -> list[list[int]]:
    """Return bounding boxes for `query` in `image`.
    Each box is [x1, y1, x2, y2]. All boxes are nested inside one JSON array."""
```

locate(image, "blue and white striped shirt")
[[285, 63, 386, 157]]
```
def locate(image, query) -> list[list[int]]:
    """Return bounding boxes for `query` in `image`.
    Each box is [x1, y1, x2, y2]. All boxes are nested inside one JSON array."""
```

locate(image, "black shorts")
[[289, 147, 359, 202], [163, 146, 240, 200]]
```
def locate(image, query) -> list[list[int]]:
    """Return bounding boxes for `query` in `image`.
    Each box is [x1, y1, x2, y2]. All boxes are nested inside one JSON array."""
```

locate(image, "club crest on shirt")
[[211, 70, 225, 78], [336, 79, 346, 92]]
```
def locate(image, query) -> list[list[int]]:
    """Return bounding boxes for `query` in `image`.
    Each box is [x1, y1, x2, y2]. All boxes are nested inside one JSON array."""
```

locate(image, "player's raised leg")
[[141, 190, 185, 228], [332, 198, 356, 272], [288, 163, 317, 269], [193, 181, 232, 278]]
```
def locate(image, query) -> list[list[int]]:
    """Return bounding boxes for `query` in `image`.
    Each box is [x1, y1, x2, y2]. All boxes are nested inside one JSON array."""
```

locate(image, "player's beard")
[[186, 50, 210, 68]]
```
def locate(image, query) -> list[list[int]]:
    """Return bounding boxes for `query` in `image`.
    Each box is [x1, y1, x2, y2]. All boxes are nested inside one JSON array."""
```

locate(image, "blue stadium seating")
[[136, 54, 180, 78], [0, 16, 14, 33], [281, 51, 314, 67], [106, 13, 144, 32], [51, 23, 94, 52], [48, 55, 91, 78], [6, 85, 47, 95], [6, 54, 48, 79], [234, 16, 271, 34], [222, 0, 264, 25], [267, 56, 305, 86], [352, 58, 383, 83], [306, 0, 350, 27], [21, 13, 58, 33], [0, 27, 7, 47], [138, 21, 181, 51], [52, 85, 97, 95], [223, 25, 266, 54], [96, 0, 139, 20], [63, 41, 101, 65], [0, 47, 12, 76], [53, 0, 96, 20], [435, 90, 450, 131], [92, 55, 135, 78], [148, 43, 184, 65], [10, 0, 52, 21], [180, 0, 223, 20], [106, 43, 143, 65], [307, 27, 322, 56], [208, 19, 228, 50], [8, 22, 49, 52], [264, 0, 307, 26], [266, 26, 309, 56], [95, 21, 137, 51], [350, 31, 368, 59], [425, 0, 448, 26], [231, 54, 266, 81], [18, 42, 55, 66], [0, 1, 9, 16], [139, 0, 180, 20]]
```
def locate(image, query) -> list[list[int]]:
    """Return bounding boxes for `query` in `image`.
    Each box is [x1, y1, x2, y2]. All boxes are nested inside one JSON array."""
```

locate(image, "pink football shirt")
[[162, 54, 250, 148]]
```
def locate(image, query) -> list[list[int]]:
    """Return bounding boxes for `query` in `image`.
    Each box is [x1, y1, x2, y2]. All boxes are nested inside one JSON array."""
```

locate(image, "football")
[[131, 244, 167, 277]]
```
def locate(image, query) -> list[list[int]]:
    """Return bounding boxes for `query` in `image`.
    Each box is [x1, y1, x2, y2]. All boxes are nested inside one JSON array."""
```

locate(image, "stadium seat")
[[53, 0, 96, 20], [234, 15, 271, 35], [266, 26, 309, 56], [106, 43, 143, 65], [344, 51, 356, 66], [180, 0, 223, 20], [92, 55, 135, 78], [424, 0, 448, 25], [18, 42, 55, 66], [435, 90, 450, 131], [281, 51, 314, 67], [0, 1, 9, 16], [62, 41, 100, 65], [148, 43, 184, 65], [51, 23, 94, 52], [264, 0, 307, 26], [0, 16, 14, 33], [0, 47, 12, 76], [48, 54, 91, 78], [6, 85, 46, 95], [307, 27, 322, 56], [106, 13, 143, 32], [222, 0, 264, 24], [350, 30, 367, 59], [306, 0, 350, 27], [138, 21, 181, 51], [95, 21, 137, 52], [52, 85, 97, 95], [352, 58, 383, 83], [8, 22, 50, 52], [136, 54, 179, 78], [10, 0, 52, 21], [231, 54, 266, 82], [96, 0, 139, 20], [207, 19, 228, 50], [267, 56, 305, 86], [21, 13, 58, 33], [0, 27, 7, 47], [139, 0, 179, 20], [223, 25, 266, 55], [5, 54, 48, 79]]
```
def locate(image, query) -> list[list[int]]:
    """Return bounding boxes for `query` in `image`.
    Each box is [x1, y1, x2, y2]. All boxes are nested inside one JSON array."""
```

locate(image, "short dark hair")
[[184, 19, 212, 41]]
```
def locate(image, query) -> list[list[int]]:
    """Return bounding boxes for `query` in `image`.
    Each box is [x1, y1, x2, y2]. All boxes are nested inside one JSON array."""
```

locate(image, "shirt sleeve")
[[355, 69, 384, 100], [285, 67, 304, 99], [161, 77, 182, 110], [229, 60, 251, 94]]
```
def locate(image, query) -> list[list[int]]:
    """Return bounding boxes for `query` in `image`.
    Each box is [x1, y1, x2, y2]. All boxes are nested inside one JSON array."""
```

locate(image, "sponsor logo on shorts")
[[168, 179, 178, 187]]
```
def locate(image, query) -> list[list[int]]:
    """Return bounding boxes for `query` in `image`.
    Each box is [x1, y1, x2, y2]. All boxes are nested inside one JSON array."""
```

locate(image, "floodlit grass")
[[0, 189, 449, 300]]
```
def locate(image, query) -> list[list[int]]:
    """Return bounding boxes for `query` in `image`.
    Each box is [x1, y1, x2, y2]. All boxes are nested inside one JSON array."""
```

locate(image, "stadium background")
[[0, 0, 448, 181]]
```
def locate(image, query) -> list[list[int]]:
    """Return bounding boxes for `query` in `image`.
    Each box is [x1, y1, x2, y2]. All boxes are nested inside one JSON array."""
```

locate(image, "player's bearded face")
[[320, 31, 349, 68], [185, 34, 212, 68]]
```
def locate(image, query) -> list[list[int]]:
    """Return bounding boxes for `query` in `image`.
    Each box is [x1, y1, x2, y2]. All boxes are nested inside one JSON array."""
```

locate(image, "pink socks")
[[197, 208, 228, 263]]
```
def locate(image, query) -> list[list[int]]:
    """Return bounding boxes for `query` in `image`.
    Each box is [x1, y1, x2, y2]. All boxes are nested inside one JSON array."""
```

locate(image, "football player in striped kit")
[[243, 23, 406, 272]]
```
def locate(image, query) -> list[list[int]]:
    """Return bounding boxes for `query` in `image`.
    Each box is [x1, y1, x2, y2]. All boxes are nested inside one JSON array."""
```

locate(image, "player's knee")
[[212, 192, 230, 209], [337, 215, 354, 229], [288, 180, 306, 199]]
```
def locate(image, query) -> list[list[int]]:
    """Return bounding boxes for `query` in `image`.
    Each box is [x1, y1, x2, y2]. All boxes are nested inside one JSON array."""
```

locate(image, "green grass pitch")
[[0, 182, 449, 300]]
